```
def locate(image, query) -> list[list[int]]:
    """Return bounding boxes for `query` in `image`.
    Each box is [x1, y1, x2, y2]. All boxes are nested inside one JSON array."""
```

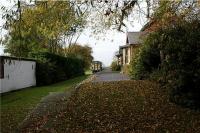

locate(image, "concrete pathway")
[[93, 68, 130, 82]]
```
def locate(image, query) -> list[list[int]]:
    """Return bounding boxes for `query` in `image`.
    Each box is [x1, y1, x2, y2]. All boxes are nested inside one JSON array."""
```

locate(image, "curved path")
[[93, 67, 130, 82]]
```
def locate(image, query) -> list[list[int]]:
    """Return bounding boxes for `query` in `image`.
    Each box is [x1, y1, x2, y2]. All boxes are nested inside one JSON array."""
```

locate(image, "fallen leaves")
[[19, 80, 200, 133]]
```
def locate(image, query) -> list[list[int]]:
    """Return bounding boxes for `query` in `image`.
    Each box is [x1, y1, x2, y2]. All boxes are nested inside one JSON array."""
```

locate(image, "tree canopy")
[[1, 0, 199, 57], [2, 0, 85, 57], [65, 44, 93, 69]]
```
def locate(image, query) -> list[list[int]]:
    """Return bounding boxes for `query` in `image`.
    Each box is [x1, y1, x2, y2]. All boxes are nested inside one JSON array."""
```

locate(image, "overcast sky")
[[0, 0, 147, 66]]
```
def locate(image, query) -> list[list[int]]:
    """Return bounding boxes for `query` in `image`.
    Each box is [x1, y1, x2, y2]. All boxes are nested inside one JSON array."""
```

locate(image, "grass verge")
[[0, 75, 88, 133]]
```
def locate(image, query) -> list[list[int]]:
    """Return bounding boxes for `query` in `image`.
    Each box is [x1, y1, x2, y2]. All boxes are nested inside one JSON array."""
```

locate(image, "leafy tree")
[[2, 0, 85, 57], [66, 0, 153, 32], [65, 44, 93, 69]]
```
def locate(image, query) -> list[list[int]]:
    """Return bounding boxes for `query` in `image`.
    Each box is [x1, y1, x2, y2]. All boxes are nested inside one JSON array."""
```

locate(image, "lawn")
[[19, 80, 200, 132], [0, 75, 88, 133]]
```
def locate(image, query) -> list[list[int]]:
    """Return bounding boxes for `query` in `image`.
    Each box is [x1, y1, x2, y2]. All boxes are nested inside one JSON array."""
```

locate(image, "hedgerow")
[[29, 52, 84, 86]]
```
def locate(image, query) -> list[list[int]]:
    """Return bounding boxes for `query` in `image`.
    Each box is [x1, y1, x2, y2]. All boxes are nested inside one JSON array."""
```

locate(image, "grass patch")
[[19, 80, 200, 132], [85, 69, 93, 75], [0, 75, 88, 133]]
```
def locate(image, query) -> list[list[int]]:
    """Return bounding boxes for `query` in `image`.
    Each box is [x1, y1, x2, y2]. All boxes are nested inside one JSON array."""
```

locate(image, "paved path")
[[18, 72, 129, 131], [93, 68, 130, 82]]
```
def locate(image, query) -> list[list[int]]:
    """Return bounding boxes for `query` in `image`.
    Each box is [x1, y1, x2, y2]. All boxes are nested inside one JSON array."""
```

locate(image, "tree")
[[65, 44, 93, 69], [76, 0, 199, 32], [64, 0, 152, 32], [2, 0, 85, 57]]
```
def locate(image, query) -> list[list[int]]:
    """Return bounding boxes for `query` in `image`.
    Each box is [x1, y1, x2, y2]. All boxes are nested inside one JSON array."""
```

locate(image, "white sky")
[[0, 0, 147, 66]]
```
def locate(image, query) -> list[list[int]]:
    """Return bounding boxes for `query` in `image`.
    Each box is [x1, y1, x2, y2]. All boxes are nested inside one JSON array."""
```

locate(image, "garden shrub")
[[130, 19, 200, 109], [111, 61, 121, 71], [29, 52, 84, 86], [157, 20, 200, 108], [130, 33, 161, 79]]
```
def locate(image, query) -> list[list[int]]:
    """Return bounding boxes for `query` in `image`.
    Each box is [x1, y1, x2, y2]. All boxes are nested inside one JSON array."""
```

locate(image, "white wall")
[[122, 47, 131, 65], [128, 47, 131, 64], [0, 59, 36, 93]]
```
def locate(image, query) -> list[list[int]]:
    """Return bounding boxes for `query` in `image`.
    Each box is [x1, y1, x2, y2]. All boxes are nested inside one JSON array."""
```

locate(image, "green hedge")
[[29, 52, 84, 86]]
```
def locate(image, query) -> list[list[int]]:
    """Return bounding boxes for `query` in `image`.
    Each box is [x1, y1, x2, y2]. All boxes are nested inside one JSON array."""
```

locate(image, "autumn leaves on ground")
[[19, 81, 200, 133]]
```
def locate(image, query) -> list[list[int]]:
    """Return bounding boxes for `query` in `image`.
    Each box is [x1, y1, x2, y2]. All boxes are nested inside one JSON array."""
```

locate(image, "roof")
[[0, 56, 36, 62], [140, 21, 153, 31], [120, 44, 129, 49], [115, 51, 122, 57], [119, 32, 143, 49], [126, 32, 143, 45], [92, 61, 102, 64]]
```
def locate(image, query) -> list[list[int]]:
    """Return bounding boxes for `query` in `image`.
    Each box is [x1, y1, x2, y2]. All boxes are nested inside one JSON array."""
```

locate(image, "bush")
[[111, 61, 121, 71], [130, 19, 200, 109], [158, 20, 200, 108], [29, 52, 84, 86], [130, 33, 161, 79], [121, 64, 131, 75]]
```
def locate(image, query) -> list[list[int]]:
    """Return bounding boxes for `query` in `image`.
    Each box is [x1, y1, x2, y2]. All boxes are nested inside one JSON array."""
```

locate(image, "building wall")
[[121, 45, 141, 66], [128, 47, 131, 64], [130, 45, 141, 60], [0, 59, 36, 93], [122, 48, 126, 65], [122, 47, 131, 65], [117, 56, 122, 66]]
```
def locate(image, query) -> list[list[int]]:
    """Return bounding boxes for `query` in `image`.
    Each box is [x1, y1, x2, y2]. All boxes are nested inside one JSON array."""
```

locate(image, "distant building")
[[91, 61, 103, 73], [0, 56, 36, 93], [116, 20, 156, 67], [116, 32, 144, 66]]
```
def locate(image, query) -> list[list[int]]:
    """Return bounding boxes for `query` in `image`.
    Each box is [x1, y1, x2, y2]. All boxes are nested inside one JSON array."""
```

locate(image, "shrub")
[[121, 64, 131, 75], [130, 33, 161, 79], [29, 52, 84, 86], [111, 61, 121, 71], [130, 19, 200, 109], [158, 20, 200, 108]]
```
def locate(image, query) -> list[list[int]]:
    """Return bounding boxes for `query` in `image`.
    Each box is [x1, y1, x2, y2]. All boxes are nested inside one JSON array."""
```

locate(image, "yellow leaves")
[[17, 0, 78, 40]]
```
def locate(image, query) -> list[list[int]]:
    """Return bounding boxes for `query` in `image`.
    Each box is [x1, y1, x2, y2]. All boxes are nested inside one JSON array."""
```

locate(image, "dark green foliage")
[[65, 44, 93, 70], [131, 20, 200, 109], [29, 52, 84, 86], [111, 61, 121, 71], [130, 34, 161, 79], [158, 20, 200, 108]]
